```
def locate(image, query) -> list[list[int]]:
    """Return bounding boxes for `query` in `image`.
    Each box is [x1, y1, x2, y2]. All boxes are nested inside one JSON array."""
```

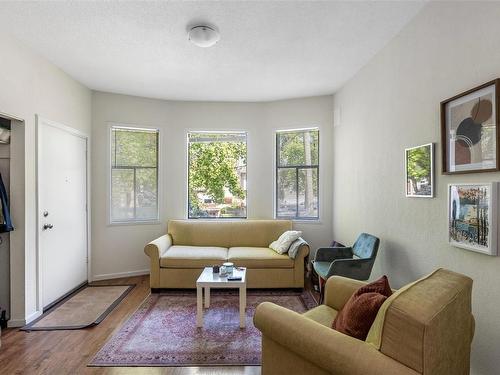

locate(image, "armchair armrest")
[[314, 246, 353, 262], [254, 302, 417, 375], [324, 275, 367, 311], [144, 234, 172, 288], [328, 257, 373, 281]]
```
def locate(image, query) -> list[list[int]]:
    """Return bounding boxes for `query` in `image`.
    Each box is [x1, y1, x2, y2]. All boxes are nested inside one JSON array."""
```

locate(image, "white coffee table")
[[196, 266, 247, 328]]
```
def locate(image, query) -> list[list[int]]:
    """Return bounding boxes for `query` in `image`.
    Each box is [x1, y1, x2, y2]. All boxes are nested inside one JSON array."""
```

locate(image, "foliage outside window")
[[110, 126, 159, 223], [276, 128, 319, 220], [188, 132, 247, 219]]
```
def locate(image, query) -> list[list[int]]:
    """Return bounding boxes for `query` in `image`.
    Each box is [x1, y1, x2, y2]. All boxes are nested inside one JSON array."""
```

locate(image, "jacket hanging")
[[0, 173, 13, 233]]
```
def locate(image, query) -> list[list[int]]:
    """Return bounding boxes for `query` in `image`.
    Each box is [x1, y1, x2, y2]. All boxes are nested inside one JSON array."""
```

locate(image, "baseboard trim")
[[26, 310, 43, 325], [8, 318, 26, 328], [92, 269, 149, 282], [8, 309, 43, 327]]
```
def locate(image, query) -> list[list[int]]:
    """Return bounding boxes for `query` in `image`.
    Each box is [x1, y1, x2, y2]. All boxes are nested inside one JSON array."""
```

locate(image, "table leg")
[[196, 285, 203, 328], [239, 286, 246, 328], [205, 287, 210, 308]]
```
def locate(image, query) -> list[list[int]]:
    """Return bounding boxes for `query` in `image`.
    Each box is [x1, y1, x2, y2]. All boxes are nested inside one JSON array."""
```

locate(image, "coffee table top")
[[196, 267, 246, 286]]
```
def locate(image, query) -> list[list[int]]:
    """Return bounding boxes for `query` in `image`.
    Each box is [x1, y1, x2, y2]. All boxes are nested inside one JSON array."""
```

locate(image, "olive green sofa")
[[144, 220, 310, 289]]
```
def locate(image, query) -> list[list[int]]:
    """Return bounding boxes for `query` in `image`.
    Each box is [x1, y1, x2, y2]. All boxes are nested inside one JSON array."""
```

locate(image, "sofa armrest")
[[324, 275, 367, 311], [254, 302, 417, 375], [292, 243, 310, 287], [145, 234, 172, 259], [144, 234, 172, 288], [294, 243, 310, 262]]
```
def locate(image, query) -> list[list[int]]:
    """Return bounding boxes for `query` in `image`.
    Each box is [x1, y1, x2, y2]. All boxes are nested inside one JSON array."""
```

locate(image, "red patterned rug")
[[89, 289, 316, 367]]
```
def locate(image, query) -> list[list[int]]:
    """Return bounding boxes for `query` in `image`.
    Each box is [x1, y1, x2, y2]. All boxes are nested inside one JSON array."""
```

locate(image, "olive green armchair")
[[254, 269, 474, 375]]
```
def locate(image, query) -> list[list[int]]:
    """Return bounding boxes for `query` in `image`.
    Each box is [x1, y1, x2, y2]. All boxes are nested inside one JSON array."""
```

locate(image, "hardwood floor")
[[0, 275, 262, 375]]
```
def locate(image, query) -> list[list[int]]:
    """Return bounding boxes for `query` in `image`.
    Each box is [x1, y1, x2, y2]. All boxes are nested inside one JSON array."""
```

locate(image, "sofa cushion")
[[160, 246, 228, 268], [168, 220, 293, 248], [269, 230, 302, 254], [228, 247, 294, 269], [303, 305, 338, 328]]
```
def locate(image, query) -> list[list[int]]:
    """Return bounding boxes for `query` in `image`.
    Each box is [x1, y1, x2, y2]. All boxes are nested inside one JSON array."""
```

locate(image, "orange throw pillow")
[[332, 275, 392, 340]]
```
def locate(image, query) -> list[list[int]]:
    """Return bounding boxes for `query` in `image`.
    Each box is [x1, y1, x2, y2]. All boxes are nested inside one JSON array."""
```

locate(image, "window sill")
[[187, 217, 248, 221], [276, 217, 322, 225], [291, 220, 323, 225], [107, 220, 162, 227]]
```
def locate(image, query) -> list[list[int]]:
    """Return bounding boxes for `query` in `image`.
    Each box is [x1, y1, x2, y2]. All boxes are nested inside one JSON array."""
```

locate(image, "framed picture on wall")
[[448, 182, 498, 256], [405, 143, 434, 197], [441, 79, 500, 174]]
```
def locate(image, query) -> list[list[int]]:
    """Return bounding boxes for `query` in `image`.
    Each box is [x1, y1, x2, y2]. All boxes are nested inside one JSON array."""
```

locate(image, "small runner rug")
[[89, 289, 316, 367], [22, 285, 134, 331]]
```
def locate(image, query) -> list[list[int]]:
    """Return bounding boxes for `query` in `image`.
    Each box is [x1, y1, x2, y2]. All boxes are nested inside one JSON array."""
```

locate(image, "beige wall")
[[91, 92, 333, 279], [0, 31, 91, 325], [333, 2, 500, 374]]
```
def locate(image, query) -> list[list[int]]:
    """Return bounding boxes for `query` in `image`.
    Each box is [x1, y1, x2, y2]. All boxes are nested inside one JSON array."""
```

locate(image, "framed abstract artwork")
[[441, 79, 500, 174], [405, 143, 433, 197], [448, 182, 498, 256]]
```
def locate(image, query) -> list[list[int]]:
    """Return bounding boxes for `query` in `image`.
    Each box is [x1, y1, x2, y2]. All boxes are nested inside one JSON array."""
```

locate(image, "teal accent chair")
[[313, 233, 380, 303]]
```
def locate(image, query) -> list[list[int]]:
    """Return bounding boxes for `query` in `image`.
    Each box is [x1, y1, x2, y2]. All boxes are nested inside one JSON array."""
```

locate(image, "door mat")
[[21, 284, 134, 331]]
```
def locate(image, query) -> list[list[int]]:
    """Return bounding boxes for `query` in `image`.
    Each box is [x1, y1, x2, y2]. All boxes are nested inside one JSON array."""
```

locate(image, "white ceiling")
[[0, 1, 425, 102]]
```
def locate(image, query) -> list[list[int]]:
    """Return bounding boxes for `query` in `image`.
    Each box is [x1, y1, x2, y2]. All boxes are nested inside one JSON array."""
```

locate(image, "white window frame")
[[107, 123, 162, 225], [186, 130, 248, 220], [274, 127, 320, 221]]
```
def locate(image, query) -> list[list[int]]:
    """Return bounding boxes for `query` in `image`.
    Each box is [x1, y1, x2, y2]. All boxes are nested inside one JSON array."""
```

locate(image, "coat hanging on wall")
[[0, 118, 11, 144], [0, 173, 13, 233]]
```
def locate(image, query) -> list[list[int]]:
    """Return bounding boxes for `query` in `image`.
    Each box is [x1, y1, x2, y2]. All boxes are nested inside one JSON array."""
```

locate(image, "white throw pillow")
[[269, 230, 303, 254]]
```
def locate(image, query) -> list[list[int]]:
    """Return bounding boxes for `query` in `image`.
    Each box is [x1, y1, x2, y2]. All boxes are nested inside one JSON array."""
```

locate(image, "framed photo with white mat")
[[405, 143, 434, 198], [448, 182, 498, 256]]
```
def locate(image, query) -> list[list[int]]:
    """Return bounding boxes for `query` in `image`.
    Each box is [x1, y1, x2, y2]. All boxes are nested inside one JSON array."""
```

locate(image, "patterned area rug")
[[89, 289, 316, 367]]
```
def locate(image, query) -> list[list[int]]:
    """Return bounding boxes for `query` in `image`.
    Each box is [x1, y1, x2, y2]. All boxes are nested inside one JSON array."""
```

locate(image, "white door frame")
[[35, 115, 91, 314]]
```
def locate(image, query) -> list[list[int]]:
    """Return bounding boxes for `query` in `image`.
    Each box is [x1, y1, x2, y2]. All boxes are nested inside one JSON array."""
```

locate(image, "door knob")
[[42, 224, 54, 230]]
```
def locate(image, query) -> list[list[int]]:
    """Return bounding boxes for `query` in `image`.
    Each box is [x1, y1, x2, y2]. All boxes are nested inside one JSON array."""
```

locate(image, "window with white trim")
[[276, 128, 319, 220], [110, 126, 159, 223], [188, 131, 247, 219]]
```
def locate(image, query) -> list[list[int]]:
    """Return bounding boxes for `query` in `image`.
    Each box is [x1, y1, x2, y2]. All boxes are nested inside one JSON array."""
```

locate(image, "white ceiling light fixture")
[[188, 25, 220, 48]]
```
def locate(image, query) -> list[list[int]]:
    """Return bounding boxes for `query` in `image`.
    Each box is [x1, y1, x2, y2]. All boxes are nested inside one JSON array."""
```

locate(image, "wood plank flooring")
[[0, 275, 265, 375]]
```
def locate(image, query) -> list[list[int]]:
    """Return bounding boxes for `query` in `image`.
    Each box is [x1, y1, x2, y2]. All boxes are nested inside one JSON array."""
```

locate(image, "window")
[[276, 128, 319, 220], [110, 126, 159, 223], [188, 132, 247, 219]]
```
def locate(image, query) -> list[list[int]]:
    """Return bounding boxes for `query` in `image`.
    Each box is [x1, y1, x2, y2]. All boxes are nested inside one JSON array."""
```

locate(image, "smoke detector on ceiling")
[[188, 25, 220, 48]]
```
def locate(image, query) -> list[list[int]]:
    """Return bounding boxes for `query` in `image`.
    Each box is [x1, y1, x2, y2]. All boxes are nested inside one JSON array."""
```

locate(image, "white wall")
[[91, 92, 333, 279], [333, 2, 500, 374], [0, 31, 91, 325]]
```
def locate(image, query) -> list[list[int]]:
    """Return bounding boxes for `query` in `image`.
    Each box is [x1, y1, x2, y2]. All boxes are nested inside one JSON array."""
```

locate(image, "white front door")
[[38, 117, 88, 308]]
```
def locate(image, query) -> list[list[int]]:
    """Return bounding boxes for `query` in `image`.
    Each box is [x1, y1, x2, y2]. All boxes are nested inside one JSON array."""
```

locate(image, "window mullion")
[[295, 167, 299, 219], [133, 167, 137, 220], [114, 130, 117, 167]]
